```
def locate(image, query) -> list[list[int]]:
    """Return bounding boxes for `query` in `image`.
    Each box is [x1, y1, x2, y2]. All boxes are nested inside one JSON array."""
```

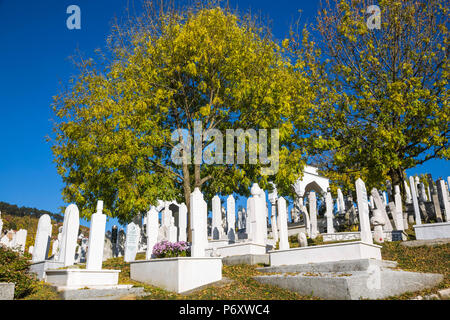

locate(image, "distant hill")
[[0, 201, 89, 251], [0, 201, 64, 223]]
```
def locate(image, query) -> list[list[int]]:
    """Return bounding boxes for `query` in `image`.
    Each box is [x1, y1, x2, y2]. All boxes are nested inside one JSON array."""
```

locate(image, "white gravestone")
[[355, 178, 373, 244], [308, 192, 318, 239], [394, 185, 407, 230], [298, 232, 308, 247], [178, 204, 188, 242], [389, 202, 404, 231], [409, 176, 422, 225], [15, 229, 27, 254], [404, 180, 412, 204], [168, 216, 178, 242], [370, 188, 393, 231], [226, 195, 236, 242], [247, 183, 266, 245], [337, 188, 345, 213], [371, 209, 385, 243], [86, 201, 107, 271], [211, 195, 224, 240], [277, 197, 290, 250], [146, 206, 159, 260], [0, 211, 3, 236], [258, 187, 269, 242], [325, 191, 335, 233], [268, 185, 278, 243], [52, 239, 59, 259], [58, 204, 80, 267], [124, 222, 140, 262], [438, 179, 450, 222], [190, 188, 208, 257], [32, 214, 52, 262]]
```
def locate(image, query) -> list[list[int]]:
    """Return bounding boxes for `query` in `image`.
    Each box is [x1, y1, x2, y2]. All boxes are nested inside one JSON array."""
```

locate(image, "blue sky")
[[0, 0, 448, 231]]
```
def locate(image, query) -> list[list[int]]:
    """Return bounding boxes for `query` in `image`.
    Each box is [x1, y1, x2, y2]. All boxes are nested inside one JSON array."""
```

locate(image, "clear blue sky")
[[0, 1, 448, 231]]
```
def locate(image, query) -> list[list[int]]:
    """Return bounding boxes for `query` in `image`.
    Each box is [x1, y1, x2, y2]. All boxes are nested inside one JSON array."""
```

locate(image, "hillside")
[[0, 201, 89, 251]]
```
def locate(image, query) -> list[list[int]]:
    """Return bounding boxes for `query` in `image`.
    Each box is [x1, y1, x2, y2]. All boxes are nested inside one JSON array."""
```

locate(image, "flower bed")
[[152, 241, 191, 258]]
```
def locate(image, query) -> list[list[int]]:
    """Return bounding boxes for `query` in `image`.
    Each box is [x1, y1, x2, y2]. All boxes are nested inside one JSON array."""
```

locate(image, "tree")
[[293, 0, 449, 193], [51, 1, 312, 235]]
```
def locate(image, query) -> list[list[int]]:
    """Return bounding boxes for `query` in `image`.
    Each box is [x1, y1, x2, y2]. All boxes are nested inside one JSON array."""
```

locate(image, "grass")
[[20, 240, 449, 300], [100, 254, 319, 300], [381, 242, 450, 299]]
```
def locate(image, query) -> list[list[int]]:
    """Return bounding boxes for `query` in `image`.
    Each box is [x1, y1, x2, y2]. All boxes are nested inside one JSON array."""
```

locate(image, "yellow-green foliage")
[[52, 3, 315, 224], [291, 0, 449, 191]]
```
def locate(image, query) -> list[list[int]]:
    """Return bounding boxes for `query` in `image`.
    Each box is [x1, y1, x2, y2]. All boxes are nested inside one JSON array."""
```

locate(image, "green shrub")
[[0, 245, 38, 298]]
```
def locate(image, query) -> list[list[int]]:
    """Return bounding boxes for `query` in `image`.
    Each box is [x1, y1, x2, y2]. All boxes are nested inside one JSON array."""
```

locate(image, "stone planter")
[[269, 241, 382, 266], [130, 257, 222, 293], [414, 222, 450, 240]]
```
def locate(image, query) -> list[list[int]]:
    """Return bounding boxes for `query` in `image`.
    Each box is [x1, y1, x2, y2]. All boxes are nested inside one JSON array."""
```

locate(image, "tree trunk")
[[182, 163, 192, 242], [389, 167, 406, 202]]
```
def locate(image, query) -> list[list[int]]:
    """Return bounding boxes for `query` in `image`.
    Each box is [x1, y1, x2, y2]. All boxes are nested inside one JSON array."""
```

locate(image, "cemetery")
[[0, 0, 449, 307], [1, 168, 450, 300]]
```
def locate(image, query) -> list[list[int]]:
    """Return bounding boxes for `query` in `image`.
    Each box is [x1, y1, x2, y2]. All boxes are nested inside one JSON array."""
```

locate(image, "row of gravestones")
[[0, 214, 28, 254], [7, 174, 449, 267], [271, 175, 450, 242]]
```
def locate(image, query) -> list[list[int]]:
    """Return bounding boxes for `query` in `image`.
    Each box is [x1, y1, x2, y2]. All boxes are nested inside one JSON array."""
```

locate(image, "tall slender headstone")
[[409, 176, 422, 225], [325, 191, 335, 233], [0, 211, 3, 236], [370, 188, 393, 231], [404, 180, 412, 204], [247, 183, 266, 245], [308, 192, 318, 239], [190, 188, 208, 257], [258, 188, 269, 242], [86, 201, 107, 271], [355, 179, 373, 244], [277, 197, 290, 250], [268, 184, 278, 242], [58, 204, 80, 267], [437, 179, 450, 222], [178, 204, 188, 242], [226, 195, 236, 242], [271, 214, 279, 243], [337, 189, 345, 213], [32, 214, 52, 262], [394, 185, 407, 230], [145, 206, 159, 259], [389, 202, 404, 231], [427, 175, 443, 222], [124, 222, 140, 262], [52, 239, 59, 259], [211, 196, 224, 240]]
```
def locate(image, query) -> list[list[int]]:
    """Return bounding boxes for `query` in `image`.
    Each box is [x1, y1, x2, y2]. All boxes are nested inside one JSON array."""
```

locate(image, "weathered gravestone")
[[371, 188, 393, 231], [124, 222, 140, 262], [409, 176, 422, 225]]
